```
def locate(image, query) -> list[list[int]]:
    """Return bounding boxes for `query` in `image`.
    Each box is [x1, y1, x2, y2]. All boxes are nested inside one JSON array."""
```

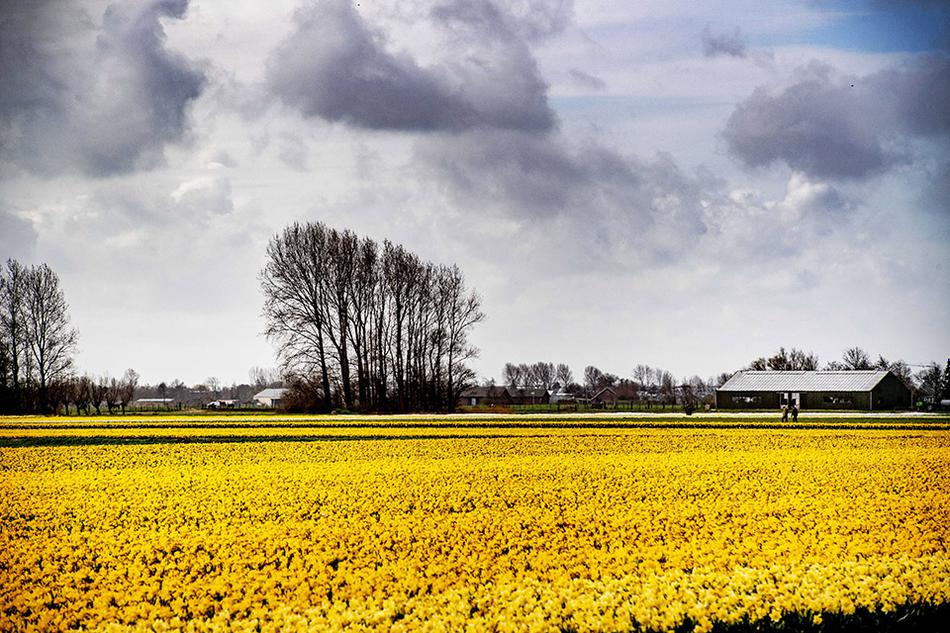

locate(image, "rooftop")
[[718, 370, 890, 392], [253, 388, 288, 399]]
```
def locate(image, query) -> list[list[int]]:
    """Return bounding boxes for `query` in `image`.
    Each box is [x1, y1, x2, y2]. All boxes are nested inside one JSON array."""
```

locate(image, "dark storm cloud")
[[266, 0, 555, 132], [0, 0, 206, 177], [701, 26, 747, 58], [415, 130, 710, 251], [723, 57, 950, 180], [414, 126, 871, 273]]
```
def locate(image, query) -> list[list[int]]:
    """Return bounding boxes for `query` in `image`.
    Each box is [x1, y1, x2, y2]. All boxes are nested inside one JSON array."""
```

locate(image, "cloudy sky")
[[1, 0, 948, 386]]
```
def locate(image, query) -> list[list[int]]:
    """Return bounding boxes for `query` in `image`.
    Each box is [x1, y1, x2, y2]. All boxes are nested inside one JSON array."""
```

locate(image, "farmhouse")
[[253, 388, 288, 408], [458, 386, 513, 407], [715, 370, 911, 410], [590, 386, 619, 406]]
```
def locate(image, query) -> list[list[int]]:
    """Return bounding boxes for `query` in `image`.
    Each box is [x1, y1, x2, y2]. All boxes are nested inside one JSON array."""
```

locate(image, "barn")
[[509, 388, 551, 405], [458, 386, 513, 407], [253, 388, 288, 408], [715, 370, 911, 411]]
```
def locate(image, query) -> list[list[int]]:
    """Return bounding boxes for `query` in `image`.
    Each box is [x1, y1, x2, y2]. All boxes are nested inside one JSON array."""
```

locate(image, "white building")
[[253, 388, 288, 408]]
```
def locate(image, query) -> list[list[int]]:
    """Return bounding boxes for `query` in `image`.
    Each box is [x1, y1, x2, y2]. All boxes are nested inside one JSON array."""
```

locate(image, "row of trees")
[[261, 222, 484, 412], [502, 362, 573, 391], [499, 360, 704, 405], [0, 259, 79, 413], [52, 370, 140, 415]]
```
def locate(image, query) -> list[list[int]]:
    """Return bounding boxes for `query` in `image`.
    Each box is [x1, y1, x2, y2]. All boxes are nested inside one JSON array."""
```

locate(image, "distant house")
[[509, 388, 550, 405], [590, 386, 618, 406], [715, 370, 911, 410], [458, 386, 513, 407], [253, 388, 288, 408]]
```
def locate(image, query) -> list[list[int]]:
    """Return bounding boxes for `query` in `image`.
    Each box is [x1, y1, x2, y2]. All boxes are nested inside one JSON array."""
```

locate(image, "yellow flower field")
[[1, 425, 948, 631]]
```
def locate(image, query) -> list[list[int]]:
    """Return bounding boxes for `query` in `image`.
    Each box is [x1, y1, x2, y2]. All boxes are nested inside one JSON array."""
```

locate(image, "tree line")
[[260, 222, 484, 412], [495, 346, 950, 409], [502, 362, 573, 391], [499, 360, 695, 405]]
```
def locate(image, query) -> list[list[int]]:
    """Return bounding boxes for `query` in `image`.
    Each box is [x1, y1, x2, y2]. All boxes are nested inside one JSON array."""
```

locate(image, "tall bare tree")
[[105, 377, 122, 414], [530, 362, 556, 390], [633, 364, 652, 387], [90, 377, 108, 415], [841, 347, 871, 370], [261, 222, 334, 410], [503, 363, 523, 388], [555, 363, 573, 388], [583, 366, 603, 395], [120, 368, 139, 414], [24, 264, 78, 397], [0, 260, 29, 402]]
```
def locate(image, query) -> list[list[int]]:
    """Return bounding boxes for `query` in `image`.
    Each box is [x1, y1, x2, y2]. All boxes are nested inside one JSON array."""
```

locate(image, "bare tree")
[[206, 376, 221, 398], [75, 375, 93, 415], [530, 362, 556, 390], [23, 264, 78, 409], [658, 370, 675, 404], [789, 348, 819, 370], [261, 222, 334, 410], [105, 376, 121, 414], [915, 363, 944, 405], [555, 363, 573, 388], [889, 360, 914, 391], [746, 347, 818, 371], [632, 364, 652, 387], [441, 265, 484, 411], [120, 368, 139, 414], [841, 347, 871, 370], [0, 260, 29, 406], [90, 377, 108, 415], [502, 363, 523, 389], [249, 366, 279, 390], [583, 366, 603, 395], [713, 372, 733, 387]]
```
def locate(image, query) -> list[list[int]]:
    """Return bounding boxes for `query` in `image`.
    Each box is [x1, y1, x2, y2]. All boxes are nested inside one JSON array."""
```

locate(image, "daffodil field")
[[1, 417, 949, 631]]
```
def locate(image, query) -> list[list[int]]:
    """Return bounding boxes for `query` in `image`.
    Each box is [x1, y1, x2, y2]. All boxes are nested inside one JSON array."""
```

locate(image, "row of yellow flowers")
[[3, 412, 948, 429], [2, 428, 948, 631]]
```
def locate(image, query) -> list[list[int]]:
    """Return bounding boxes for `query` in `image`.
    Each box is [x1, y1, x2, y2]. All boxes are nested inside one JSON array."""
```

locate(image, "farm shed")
[[458, 386, 513, 407], [715, 370, 911, 410], [253, 388, 288, 408]]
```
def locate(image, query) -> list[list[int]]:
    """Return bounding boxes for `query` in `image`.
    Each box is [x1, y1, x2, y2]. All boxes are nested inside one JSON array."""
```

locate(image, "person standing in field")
[[792, 403, 799, 423], [781, 403, 789, 423]]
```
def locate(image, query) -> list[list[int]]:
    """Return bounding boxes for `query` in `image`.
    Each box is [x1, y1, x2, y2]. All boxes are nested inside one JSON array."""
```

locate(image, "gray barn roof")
[[459, 386, 510, 398], [718, 370, 890, 392], [253, 388, 288, 399]]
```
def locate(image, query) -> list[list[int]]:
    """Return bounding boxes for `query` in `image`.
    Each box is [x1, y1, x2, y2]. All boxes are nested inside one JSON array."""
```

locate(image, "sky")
[[1, 0, 948, 386]]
